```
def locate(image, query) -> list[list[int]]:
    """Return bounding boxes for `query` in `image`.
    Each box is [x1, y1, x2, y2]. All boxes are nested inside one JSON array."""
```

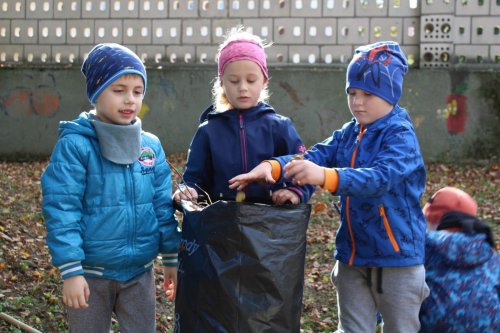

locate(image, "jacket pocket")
[[378, 205, 400, 252]]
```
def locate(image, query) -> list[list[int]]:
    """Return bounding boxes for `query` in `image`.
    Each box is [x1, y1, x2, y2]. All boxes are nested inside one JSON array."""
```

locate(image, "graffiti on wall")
[[436, 72, 469, 134], [1, 72, 156, 121], [1, 74, 61, 117]]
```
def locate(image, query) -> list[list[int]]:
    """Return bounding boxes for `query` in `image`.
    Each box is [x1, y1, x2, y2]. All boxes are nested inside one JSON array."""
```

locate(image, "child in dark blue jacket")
[[172, 25, 314, 333], [230, 41, 430, 332], [173, 26, 313, 205]]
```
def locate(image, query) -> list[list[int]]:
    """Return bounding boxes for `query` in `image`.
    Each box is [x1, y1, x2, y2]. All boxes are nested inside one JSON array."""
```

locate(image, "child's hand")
[[229, 162, 275, 191], [272, 189, 300, 205], [62, 275, 90, 309], [173, 185, 198, 204], [284, 160, 325, 187], [163, 266, 177, 302]]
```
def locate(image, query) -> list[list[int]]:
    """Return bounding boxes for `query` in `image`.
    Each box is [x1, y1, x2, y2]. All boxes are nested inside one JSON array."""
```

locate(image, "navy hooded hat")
[[346, 41, 408, 106], [82, 43, 147, 104]]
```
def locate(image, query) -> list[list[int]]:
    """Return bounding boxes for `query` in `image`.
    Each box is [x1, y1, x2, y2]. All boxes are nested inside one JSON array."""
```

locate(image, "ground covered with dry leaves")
[[0, 155, 498, 332]]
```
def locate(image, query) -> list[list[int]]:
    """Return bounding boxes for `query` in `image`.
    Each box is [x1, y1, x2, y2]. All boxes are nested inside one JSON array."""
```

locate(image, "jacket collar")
[[199, 102, 275, 123], [353, 105, 409, 133]]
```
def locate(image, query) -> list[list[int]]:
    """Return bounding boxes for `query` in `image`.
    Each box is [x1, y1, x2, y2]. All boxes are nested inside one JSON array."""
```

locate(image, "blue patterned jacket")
[[419, 214, 500, 333], [275, 105, 426, 267]]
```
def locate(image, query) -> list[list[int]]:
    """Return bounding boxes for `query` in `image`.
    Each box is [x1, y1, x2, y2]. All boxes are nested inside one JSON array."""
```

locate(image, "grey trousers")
[[331, 261, 429, 333], [66, 269, 156, 333]]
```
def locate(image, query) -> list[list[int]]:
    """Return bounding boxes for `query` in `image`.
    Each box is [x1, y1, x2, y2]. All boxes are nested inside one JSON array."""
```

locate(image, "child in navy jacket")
[[173, 26, 313, 206]]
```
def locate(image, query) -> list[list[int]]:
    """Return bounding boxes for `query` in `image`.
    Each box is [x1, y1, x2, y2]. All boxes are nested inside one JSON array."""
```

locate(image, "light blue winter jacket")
[[275, 106, 427, 267], [42, 112, 180, 282]]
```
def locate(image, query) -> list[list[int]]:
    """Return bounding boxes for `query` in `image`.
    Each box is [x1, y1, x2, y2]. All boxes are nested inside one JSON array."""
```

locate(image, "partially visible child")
[[230, 41, 429, 332], [419, 187, 500, 333], [41, 43, 180, 333], [173, 25, 313, 205]]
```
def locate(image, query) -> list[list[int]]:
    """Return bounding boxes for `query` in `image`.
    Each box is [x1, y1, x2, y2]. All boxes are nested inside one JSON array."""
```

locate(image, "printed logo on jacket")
[[139, 147, 155, 174]]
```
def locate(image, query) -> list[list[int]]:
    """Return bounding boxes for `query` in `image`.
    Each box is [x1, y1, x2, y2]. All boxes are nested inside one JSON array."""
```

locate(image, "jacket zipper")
[[347, 125, 366, 265], [378, 205, 400, 252], [127, 164, 137, 262], [239, 112, 248, 173]]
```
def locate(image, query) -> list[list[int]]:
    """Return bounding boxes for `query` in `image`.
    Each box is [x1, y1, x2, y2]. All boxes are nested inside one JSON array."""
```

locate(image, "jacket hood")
[[426, 230, 494, 268], [437, 211, 495, 247], [346, 105, 412, 135], [199, 102, 275, 123], [59, 112, 96, 139]]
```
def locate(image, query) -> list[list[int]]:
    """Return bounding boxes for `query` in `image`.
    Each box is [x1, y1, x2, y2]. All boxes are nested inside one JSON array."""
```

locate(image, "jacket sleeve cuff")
[[264, 160, 281, 181], [161, 253, 179, 267], [285, 186, 304, 203], [322, 168, 338, 192], [58, 261, 84, 280]]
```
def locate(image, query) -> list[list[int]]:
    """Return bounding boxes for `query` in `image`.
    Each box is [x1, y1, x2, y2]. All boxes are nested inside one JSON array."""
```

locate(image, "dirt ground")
[[0, 158, 498, 332]]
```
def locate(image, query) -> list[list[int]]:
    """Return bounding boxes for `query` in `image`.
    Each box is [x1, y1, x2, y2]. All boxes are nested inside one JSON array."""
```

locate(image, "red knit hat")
[[423, 187, 478, 228]]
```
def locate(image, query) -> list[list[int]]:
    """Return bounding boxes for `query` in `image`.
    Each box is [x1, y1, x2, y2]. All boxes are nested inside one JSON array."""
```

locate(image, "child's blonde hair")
[[212, 26, 271, 112]]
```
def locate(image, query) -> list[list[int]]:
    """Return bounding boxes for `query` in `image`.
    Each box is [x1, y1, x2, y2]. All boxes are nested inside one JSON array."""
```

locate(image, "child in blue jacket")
[[41, 43, 180, 333], [420, 187, 499, 333], [173, 26, 313, 206], [230, 41, 430, 332]]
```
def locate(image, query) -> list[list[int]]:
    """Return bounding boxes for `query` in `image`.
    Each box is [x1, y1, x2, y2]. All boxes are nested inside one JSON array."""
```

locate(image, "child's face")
[[94, 74, 144, 125], [221, 60, 267, 110], [347, 88, 393, 126]]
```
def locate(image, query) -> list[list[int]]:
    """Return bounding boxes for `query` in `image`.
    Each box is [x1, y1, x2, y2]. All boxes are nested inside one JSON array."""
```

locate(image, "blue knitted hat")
[[346, 41, 408, 106], [82, 43, 147, 104]]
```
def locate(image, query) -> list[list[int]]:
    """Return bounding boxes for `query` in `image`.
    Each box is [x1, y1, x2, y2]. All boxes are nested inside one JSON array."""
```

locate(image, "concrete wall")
[[1, 66, 498, 161], [1, 1, 499, 68]]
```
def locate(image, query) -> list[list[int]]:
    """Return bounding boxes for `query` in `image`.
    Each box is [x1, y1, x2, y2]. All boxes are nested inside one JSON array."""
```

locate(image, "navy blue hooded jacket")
[[182, 102, 314, 204]]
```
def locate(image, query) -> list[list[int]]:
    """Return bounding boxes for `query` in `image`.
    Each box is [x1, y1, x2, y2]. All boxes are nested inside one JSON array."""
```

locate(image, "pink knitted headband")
[[217, 40, 268, 79]]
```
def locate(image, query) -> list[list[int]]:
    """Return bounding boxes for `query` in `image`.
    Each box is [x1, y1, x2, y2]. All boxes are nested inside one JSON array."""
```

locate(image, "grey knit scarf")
[[91, 115, 142, 165]]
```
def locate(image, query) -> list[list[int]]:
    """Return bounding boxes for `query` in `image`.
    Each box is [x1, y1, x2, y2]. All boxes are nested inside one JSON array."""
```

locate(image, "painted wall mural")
[[436, 72, 469, 135], [0, 69, 498, 161], [1, 74, 61, 118]]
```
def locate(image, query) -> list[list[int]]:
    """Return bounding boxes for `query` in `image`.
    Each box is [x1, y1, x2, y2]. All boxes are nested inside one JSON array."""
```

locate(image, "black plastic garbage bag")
[[174, 200, 311, 333]]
